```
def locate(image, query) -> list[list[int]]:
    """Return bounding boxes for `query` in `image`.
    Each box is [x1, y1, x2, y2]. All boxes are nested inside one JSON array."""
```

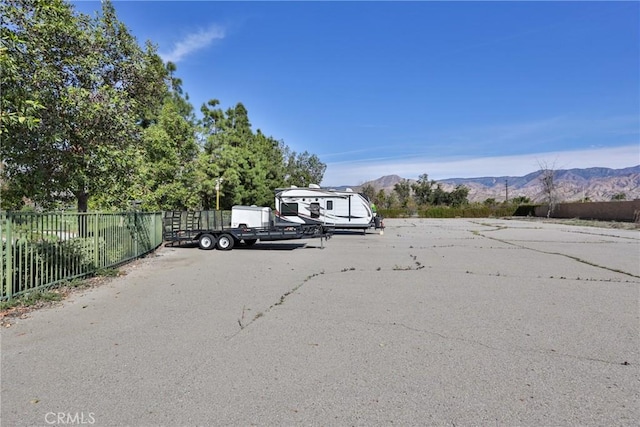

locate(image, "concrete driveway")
[[2, 218, 638, 426]]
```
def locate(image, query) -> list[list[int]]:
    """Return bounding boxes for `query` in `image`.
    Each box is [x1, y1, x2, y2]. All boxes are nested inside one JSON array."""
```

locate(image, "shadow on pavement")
[[235, 242, 308, 251], [164, 241, 321, 251]]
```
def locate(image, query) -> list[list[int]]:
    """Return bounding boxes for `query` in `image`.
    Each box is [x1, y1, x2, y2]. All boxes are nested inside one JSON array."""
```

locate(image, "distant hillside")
[[352, 166, 640, 203]]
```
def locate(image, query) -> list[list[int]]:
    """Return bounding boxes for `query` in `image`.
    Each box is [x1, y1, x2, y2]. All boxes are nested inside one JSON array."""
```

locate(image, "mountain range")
[[350, 165, 640, 203]]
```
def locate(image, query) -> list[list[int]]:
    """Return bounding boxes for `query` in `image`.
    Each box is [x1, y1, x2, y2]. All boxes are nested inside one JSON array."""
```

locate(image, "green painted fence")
[[0, 212, 163, 300]]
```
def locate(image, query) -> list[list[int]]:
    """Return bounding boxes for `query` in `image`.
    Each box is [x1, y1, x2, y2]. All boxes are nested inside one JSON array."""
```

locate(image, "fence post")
[[152, 213, 157, 248], [5, 214, 13, 300], [0, 215, 3, 299], [134, 211, 138, 256], [93, 213, 99, 269]]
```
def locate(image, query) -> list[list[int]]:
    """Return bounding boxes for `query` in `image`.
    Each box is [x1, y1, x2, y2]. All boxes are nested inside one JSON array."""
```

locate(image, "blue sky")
[[73, 0, 639, 186]]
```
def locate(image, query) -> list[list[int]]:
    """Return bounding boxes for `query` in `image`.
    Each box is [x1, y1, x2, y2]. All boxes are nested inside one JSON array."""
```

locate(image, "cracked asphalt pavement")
[[2, 218, 639, 426]]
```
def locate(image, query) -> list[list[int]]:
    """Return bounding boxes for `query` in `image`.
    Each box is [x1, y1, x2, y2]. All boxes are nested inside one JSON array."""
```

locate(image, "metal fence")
[[1, 211, 163, 300]]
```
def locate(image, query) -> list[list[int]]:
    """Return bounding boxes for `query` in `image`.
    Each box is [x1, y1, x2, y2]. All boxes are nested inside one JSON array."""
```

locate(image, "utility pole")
[[215, 178, 223, 210], [505, 178, 509, 203]]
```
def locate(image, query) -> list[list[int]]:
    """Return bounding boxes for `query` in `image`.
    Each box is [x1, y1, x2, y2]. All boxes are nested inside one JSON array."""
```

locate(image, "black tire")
[[198, 233, 216, 250], [243, 239, 257, 246], [216, 233, 235, 251]]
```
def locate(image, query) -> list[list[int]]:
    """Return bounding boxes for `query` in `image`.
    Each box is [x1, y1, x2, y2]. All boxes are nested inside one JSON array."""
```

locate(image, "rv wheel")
[[198, 233, 216, 250], [216, 233, 235, 251]]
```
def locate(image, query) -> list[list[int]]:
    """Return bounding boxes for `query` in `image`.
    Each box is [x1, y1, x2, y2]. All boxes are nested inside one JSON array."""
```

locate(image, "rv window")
[[309, 202, 320, 218], [326, 200, 333, 210], [281, 202, 298, 216]]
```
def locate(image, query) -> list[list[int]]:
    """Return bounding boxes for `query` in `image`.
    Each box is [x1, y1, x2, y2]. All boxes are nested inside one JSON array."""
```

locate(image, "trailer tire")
[[198, 233, 216, 250], [216, 233, 235, 251], [243, 239, 257, 246]]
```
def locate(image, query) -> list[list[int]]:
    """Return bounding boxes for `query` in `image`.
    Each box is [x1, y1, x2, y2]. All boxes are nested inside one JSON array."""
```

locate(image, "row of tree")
[[360, 174, 471, 210], [1, 0, 325, 212]]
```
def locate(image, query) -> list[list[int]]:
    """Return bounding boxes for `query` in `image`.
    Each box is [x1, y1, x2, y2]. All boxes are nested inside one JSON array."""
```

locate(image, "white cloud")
[[321, 145, 640, 186], [160, 25, 225, 63]]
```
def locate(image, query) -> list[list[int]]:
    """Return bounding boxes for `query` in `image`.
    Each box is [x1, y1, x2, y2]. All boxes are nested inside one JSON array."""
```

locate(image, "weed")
[[234, 269, 326, 335], [0, 299, 22, 311], [95, 268, 119, 277], [238, 306, 247, 329], [0, 290, 62, 311], [65, 278, 86, 288]]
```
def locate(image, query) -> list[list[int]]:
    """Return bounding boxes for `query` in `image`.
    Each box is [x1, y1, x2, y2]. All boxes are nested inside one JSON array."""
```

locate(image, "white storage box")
[[231, 206, 272, 229]]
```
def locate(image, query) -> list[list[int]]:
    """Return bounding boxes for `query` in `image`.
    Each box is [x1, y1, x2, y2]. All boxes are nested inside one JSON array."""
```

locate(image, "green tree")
[[360, 184, 376, 203], [448, 185, 469, 207], [611, 192, 626, 201], [133, 95, 199, 211], [197, 100, 243, 208], [0, 36, 43, 134], [384, 191, 398, 209], [284, 150, 326, 187], [430, 184, 448, 205], [375, 189, 386, 208], [0, 0, 47, 139], [411, 174, 434, 206], [126, 61, 201, 211], [197, 100, 291, 209], [0, 0, 167, 212], [394, 180, 411, 208], [252, 131, 287, 206], [509, 196, 531, 205]]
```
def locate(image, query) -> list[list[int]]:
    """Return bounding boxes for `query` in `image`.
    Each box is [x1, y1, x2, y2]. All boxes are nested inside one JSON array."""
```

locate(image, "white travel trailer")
[[275, 184, 374, 231]]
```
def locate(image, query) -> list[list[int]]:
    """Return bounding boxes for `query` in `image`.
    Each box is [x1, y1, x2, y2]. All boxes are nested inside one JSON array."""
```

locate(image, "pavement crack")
[[377, 321, 631, 367], [473, 231, 640, 279], [227, 270, 325, 339]]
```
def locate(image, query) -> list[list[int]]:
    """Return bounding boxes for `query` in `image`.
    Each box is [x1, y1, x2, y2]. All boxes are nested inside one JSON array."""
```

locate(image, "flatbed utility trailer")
[[163, 207, 333, 251]]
